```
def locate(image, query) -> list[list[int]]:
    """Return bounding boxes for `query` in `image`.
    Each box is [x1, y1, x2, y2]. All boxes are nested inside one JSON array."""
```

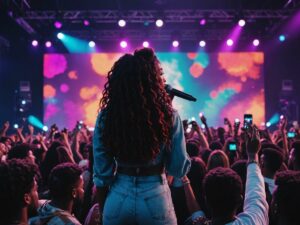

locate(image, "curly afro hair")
[[203, 167, 242, 216], [0, 159, 38, 223], [273, 170, 300, 225]]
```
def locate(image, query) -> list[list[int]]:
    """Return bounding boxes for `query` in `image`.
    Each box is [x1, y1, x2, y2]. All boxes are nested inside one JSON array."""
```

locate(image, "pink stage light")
[[238, 19, 246, 27], [143, 41, 149, 48], [253, 39, 260, 46], [172, 40, 179, 47], [226, 39, 234, 46], [54, 21, 62, 29], [45, 41, 52, 48], [120, 40, 127, 48], [32, 40, 38, 47], [118, 19, 126, 27], [200, 19, 206, 26], [83, 20, 90, 26], [156, 19, 164, 27]]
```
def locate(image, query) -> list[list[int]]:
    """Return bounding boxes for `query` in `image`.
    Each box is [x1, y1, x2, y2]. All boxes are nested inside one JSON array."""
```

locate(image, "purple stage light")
[[45, 41, 52, 48], [172, 40, 179, 47], [83, 20, 90, 26], [32, 40, 38, 47], [226, 39, 234, 46], [253, 39, 260, 46], [120, 40, 127, 48], [156, 19, 164, 27], [143, 41, 149, 48], [199, 40, 206, 47], [54, 21, 62, 29], [118, 19, 126, 27], [238, 19, 246, 27], [200, 19, 206, 26]]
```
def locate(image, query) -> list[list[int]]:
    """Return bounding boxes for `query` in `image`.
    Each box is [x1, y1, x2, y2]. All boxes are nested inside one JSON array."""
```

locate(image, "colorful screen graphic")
[[43, 52, 265, 128]]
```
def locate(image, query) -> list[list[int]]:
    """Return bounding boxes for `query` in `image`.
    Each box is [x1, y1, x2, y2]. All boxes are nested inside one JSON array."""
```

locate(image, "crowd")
[[0, 114, 299, 225], [1, 48, 300, 225]]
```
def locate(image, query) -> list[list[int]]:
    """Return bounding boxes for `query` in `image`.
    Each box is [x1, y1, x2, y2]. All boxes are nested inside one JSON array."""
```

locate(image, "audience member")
[[272, 170, 300, 225], [30, 163, 83, 225], [260, 148, 284, 194], [0, 159, 39, 225], [207, 150, 230, 171]]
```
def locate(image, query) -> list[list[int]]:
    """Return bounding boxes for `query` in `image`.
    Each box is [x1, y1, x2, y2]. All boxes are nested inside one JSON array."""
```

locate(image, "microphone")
[[165, 84, 197, 102]]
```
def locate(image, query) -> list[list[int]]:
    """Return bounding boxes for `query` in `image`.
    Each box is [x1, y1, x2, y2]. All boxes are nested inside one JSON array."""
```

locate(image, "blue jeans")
[[103, 173, 177, 225]]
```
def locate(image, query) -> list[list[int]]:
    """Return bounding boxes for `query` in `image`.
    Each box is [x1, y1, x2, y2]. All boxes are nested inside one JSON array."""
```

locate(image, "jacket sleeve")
[[165, 110, 191, 178], [93, 113, 116, 187]]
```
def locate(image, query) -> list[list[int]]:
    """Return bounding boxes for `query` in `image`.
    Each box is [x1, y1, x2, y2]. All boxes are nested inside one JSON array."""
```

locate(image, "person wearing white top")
[[182, 126, 269, 225]]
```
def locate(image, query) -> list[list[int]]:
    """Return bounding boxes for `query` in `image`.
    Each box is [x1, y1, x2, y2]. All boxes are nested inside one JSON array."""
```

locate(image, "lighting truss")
[[21, 9, 295, 22]]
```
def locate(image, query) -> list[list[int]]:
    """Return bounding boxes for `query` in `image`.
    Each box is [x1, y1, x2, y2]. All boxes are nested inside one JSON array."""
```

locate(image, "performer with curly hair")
[[92, 48, 190, 225]]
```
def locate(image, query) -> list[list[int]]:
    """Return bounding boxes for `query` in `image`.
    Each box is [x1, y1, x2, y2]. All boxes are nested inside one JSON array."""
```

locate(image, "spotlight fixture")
[[89, 41, 95, 48], [32, 40, 38, 47], [118, 19, 126, 27], [200, 19, 206, 26], [226, 39, 234, 46], [238, 19, 246, 27], [155, 19, 164, 27], [120, 40, 128, 48], [279, 35, 286, 42], [57, 32, 64, 40], [143, 41, 149, 48], [83, 20, 90, 26], [45, 41, 52, 48], [199, 40, 206, 47], [253, 39, 260, 46], [43, 125, 49, 132], [172, 40, 179, 47], [54, 21, 62, 29]]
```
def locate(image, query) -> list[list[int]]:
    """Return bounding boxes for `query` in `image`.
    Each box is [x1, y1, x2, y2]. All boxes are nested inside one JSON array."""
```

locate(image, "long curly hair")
[[98, 48, 173, 163]]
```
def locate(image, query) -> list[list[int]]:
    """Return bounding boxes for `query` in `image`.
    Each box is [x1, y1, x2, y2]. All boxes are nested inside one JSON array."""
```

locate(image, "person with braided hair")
[[90, 48, 190, 225]]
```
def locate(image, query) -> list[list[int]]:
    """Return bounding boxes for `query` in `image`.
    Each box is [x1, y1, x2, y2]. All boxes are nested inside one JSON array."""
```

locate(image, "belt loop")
[[133, 176, 137, 186]]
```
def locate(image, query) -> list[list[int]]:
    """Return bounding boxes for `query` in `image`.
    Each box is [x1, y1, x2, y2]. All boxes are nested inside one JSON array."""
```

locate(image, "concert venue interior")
[[1, 1, 300, 129], [1, 1, 300, 225]]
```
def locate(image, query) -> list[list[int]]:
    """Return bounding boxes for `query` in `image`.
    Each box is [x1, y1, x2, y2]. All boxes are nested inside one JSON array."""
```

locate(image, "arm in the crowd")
[[95, 187, 109, 224], [280, 119, 289, 160], [61, 132, 75, 163], [182, 176, 201, 214], [235, 126, 268, 225], [16, 127, 26, 143], [192, 122, 209, 149], [71, 131, 84, 163], [235, 159, 269, 225], [36, 134, 48, 162], [226, 118, 233, 137], [0, 121, 9, 137], [166, 111, 191, 178], [27, 125, 34, 144], [200, 115, 212, 143]]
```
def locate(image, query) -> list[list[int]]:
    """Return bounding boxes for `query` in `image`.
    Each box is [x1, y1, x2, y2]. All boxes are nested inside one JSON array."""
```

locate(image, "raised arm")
[[235, 126, 269, 225]]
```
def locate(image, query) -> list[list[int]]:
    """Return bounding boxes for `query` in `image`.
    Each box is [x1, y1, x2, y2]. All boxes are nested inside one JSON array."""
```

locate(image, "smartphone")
[[228, 141, 237, 151], [287, 132, 296, 138], [244, 114, 253, 129]]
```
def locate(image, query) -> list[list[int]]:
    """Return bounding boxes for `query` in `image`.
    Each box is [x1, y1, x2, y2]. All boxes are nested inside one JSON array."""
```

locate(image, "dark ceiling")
[[1, 0, 300, 51], [25, 0, 294, 10]]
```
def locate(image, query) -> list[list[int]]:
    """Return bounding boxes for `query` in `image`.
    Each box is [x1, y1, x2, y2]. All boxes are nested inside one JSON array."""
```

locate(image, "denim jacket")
[[93, 110, 191, 187]]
